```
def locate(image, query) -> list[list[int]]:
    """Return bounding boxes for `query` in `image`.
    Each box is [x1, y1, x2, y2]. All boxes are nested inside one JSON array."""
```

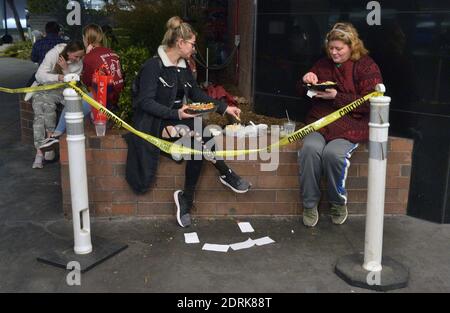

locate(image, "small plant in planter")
[[115, 46, 150, 124]]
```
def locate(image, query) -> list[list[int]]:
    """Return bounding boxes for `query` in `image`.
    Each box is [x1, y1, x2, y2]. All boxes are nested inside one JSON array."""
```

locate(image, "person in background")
[[28, 21, 66, 86], [125, 16, 251, 228], [29, 41, 85, 169], [298, 22, 382, 227], [31, 21, 66, 65]]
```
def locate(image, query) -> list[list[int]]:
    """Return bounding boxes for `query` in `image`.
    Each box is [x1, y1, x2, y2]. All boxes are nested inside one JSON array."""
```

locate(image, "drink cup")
[[284, 121, 296, 135], [95, 121, 106, 137]]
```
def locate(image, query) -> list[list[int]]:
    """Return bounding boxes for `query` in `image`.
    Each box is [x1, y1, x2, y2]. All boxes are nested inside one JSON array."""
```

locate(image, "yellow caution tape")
[[69, 82, 382, 157], [2, 81, 383, 158], [68, 82, 203, 156], [0, 83, 67, 94]]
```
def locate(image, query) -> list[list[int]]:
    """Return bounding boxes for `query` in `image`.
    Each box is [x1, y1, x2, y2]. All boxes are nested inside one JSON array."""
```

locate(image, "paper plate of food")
[[185, 102, 216, 115], [225, 123, 245, 137], [225, 123, 269, 137], [305, 81, 338, 91]]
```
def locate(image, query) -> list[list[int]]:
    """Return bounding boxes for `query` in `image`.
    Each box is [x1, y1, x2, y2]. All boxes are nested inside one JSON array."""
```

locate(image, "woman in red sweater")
[[299, 22, 382, 227], [81, 24, 124, 110]]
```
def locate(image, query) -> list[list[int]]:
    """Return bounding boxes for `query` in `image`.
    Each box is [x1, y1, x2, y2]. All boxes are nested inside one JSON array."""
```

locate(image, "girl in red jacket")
[[81, 24, 124, 109]]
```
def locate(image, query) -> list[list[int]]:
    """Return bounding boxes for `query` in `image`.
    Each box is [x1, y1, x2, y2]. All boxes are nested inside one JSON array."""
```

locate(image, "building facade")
[[233, 0, 450, 223]]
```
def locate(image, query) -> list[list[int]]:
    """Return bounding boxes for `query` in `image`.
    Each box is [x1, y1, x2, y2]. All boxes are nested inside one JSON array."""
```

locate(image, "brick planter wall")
[[60, 125, 413, 218]]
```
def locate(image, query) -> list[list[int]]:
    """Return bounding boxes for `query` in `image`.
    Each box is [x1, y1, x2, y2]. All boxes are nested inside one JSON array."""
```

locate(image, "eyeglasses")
[[184, 40, 197, 49]]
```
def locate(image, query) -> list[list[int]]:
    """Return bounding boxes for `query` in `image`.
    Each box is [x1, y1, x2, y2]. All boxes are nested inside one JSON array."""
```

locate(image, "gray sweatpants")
[[298, 132, 359, 209], [32, 90, 64, 149]]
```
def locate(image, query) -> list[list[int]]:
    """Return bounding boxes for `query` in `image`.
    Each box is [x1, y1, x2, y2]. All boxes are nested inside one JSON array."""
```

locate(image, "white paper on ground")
[[238, 222, 255, 233], [184, 232, 200, 244], [202, 243, 230, 252], [253, 237, 275, 246], [230, 238, 255, 251]]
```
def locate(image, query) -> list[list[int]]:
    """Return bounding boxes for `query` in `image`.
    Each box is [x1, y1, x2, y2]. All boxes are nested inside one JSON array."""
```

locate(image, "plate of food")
[[305, 81, 338, 91], [185, 102, 216, 114], [225, 123, 268, 137], [225, 123, 245, 137]]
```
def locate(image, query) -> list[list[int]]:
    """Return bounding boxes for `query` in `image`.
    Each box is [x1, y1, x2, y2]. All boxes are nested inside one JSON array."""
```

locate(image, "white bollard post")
[[63, 74, 93, 255], [363, 84, 391, 272], [335, 84, 408, 290]]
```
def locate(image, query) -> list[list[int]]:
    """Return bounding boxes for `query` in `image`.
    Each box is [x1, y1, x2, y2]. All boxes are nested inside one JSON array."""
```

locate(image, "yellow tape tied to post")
[[1, 81, 383, 158]]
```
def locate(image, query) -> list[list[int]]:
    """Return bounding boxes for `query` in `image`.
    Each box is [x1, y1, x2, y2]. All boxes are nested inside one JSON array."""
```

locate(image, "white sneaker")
[[44, 150, 56, 161], [32, 154, 44, 169], [39, 137, 59, 152]]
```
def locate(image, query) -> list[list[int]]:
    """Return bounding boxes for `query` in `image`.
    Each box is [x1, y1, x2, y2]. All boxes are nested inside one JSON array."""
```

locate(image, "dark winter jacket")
[[125, 46, 227, 194]]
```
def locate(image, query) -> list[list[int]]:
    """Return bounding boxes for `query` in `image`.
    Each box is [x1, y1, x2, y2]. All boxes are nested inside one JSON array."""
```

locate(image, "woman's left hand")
[[225, 106, 241, 121], [315, 88, 337, 100], [57, 56, 69, 71]]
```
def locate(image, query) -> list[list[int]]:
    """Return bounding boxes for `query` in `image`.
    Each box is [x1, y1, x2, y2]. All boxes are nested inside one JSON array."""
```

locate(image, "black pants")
[[159, 117, 229, 202]]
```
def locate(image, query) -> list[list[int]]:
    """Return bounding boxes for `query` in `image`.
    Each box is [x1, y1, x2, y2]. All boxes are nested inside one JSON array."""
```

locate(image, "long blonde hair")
[[325, 22, 368, 61], [162, 16, 197, 48], [83, 24, 105, 47]]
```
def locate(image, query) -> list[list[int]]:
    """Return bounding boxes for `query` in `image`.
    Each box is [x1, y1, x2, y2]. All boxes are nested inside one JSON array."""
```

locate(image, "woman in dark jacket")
[[126, 16, 250, 227]]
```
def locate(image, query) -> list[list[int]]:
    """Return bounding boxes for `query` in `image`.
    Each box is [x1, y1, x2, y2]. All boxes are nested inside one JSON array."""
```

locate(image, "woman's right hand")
[[178, 105, 198, 120], [58, 74, 65, 82], [303, 72, 318, 84], [57, 56, 69, 72]]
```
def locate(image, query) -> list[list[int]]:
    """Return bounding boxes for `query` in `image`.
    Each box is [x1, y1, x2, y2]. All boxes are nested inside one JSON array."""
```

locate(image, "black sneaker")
[[174, 190, 192, 227], [219, 169, 251, 193], [39, 136, 59, 152]]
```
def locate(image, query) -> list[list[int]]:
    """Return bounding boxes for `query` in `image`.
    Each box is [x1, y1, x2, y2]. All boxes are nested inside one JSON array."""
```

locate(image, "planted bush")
[[116, 45, 150, 123], [0, 40, 33, 59]]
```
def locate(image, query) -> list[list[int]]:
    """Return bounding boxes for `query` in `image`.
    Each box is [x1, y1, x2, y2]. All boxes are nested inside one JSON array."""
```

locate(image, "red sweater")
[[82, 46, 124, 107], [300, 55, 382, 143]]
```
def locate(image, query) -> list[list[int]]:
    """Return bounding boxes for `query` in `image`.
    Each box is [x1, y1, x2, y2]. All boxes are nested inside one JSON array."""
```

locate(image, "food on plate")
[[186, 102, 215, 114], [225, 123, 244, 132], [305, 81, 338, 91]]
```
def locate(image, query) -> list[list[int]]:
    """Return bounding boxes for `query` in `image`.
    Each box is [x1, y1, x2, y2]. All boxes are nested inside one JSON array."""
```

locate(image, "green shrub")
[[116, 45, 150, 123], [110, 0, 183, 123], [0, 40, 33, 59], [107, 0, 183, 52], [27, 0, 67, 14]]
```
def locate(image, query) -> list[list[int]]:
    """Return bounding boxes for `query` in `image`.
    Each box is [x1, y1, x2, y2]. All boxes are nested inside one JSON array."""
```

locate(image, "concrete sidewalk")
[[0, 57, 449, 293]]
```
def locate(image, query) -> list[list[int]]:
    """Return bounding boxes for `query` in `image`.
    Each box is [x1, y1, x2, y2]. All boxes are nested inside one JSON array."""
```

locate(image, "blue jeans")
[[55, 94, 93, 134]]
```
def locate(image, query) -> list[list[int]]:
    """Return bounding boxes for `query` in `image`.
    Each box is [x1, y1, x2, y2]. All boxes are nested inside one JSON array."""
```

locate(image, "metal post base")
[[37, 237, 128, 273], [335, 254, 409, 291]]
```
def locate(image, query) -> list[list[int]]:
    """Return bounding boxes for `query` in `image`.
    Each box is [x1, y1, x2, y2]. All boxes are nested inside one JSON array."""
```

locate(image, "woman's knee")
[[32, 99, 44, 115], [322, 144, 345, 168], [42, 102, 57, 114], [299, 137, 324, 160]]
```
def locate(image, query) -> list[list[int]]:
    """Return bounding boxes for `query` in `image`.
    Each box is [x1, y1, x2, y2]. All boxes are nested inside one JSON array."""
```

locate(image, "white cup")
[[95, 121, 106, 137], [283, 121, 296, 135]]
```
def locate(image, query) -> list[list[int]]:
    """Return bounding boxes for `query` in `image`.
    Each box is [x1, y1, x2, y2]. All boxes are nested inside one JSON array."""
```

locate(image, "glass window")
[[253, 0, 450, 121]]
